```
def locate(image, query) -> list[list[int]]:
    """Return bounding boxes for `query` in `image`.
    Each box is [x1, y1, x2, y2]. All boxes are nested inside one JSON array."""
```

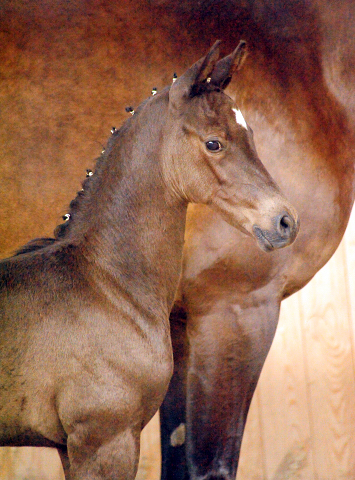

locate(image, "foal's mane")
[[13, 51, 232, 258], [13, 90, 161, 258], [14, 125, 126, 257], [14, 165, 97, 256]]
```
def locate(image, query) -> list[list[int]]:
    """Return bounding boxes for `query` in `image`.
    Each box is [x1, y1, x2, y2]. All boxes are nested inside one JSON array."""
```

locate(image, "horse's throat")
[[80, 181, 187, 315]]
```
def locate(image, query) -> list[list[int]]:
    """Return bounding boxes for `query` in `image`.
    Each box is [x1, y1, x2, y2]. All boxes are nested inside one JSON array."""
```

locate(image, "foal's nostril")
[[277, 213, 295, 238], [280, 215, 291, 231]]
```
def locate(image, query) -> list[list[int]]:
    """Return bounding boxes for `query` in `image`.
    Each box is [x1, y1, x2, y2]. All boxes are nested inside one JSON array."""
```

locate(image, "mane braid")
[[13, 152, 106, 257], [53, 176, 90, 240], [13, 98, 147, 258]]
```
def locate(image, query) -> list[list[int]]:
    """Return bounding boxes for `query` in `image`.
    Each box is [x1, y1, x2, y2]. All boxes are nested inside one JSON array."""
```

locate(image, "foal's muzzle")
[[253, 212, 299, 251]]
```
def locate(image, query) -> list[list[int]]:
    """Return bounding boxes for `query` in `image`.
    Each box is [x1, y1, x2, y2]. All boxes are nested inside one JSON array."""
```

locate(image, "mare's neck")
[[67, 101, 187, 315]]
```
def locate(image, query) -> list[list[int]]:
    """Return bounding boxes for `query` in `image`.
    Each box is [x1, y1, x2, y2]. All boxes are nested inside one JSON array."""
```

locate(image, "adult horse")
[[0, 0, 354, 479]]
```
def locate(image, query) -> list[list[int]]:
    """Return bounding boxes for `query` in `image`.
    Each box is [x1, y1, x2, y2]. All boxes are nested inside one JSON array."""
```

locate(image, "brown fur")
[[1, 1, 354, 479], [0, 43, 298, 479]]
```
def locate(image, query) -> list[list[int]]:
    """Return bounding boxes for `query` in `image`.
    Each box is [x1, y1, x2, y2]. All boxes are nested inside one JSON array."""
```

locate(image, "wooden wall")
[[0, 208, 354, 480]]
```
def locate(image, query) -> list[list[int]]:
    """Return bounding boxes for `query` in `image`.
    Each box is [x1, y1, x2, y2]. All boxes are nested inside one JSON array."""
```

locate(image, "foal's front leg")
[[59, 426, 141, 480]]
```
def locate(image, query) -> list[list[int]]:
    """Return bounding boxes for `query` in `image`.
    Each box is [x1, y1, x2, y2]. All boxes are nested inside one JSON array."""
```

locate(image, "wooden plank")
[[257, 293, 314, 480], [0, 447, 64, 480], [237, 388, 266, 480], [344, 207, 355, 371], [299, 233, 355, 479], [136, 412, 161, 480]]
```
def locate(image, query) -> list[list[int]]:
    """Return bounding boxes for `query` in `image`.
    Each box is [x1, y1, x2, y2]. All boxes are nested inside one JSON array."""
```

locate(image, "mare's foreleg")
[[160, 305, 189, 480], [160, 298, 280, 480], [185, 299, 280, 480]]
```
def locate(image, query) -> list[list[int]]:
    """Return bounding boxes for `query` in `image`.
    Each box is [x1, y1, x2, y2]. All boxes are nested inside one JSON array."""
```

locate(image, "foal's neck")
[[68, 100, 187, 315]]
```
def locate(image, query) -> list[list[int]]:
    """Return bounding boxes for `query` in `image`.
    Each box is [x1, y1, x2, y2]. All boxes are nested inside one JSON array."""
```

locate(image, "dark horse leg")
[[160, 304, 189, 480], [161, 296, 280, 480]]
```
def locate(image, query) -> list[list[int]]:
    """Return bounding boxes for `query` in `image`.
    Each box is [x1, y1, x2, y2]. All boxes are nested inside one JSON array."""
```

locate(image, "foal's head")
[[161, 40, 299, 251]]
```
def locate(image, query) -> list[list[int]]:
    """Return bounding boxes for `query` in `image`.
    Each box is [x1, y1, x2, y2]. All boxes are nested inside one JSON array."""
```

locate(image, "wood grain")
[[344, 208, 355, 374], [237, 388, 266, 480], [256, 293, 314, 480], [299, 234, 355, 479], [0, 447, 64, 480], [136, 413, 161, 480]]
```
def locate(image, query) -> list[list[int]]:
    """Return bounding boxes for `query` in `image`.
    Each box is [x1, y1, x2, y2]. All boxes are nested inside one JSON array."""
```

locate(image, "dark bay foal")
[[0, 41, 298, 479]]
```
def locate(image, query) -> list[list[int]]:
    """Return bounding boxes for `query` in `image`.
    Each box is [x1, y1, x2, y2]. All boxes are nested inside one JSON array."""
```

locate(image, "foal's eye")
[[205, 140, 222, 152]]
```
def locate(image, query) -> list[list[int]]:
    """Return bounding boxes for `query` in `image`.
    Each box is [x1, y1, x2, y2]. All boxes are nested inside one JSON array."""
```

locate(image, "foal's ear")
[[169, 40, 222, 107], [210, 40, 248, 90], [169, 40, 248, 109], [189, 39, 222, 96]]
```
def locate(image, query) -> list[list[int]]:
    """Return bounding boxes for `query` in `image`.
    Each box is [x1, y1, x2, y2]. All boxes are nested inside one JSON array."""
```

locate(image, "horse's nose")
[[276, 212, 299, 243], [253, 211, 299, 252]]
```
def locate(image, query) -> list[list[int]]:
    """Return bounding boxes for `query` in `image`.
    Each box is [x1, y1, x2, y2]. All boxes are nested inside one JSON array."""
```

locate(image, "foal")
[[0, 41, 298, 479]]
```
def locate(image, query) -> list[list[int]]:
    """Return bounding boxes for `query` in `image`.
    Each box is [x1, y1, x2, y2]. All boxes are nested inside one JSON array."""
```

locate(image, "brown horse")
[[0, 42, 298, 479], [1, 1, 354, 479]]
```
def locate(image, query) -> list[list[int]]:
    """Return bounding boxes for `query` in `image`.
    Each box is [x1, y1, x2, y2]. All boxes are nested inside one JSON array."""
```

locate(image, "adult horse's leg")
[[160, 203, 285, 480], [161, 297, 280, 480], [185, 299, 280, 480], [160, 305, 189, 480]]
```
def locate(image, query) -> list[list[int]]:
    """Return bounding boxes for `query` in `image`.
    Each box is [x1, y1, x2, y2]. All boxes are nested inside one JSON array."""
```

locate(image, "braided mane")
[[13, 91, 161, 258], [14, 171, 95, 256], [12, 123, 120, 260]]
